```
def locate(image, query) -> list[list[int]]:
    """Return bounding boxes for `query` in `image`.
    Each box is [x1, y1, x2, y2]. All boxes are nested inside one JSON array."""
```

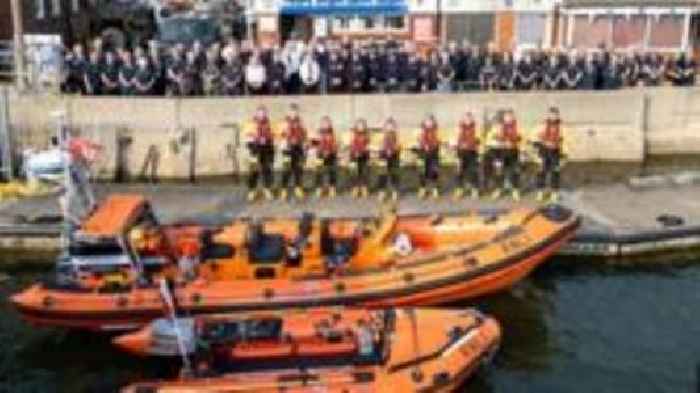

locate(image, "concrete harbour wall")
[[4, 88, 700, 179]]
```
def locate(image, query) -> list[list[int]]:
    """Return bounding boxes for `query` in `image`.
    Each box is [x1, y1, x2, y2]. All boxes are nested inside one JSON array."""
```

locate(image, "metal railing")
[[0, 86, 13, 181]]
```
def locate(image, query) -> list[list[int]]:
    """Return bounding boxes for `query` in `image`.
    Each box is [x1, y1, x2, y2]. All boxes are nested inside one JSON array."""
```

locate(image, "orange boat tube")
[[11, 194, 579, 331], [117, 308, 501, 393]]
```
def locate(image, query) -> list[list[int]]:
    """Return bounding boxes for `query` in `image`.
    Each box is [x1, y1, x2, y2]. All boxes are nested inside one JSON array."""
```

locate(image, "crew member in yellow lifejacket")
[[416, 115, 441, 199], [492, 109, 522, 201], [452, 110, 480, 200], [349, 119, 371, 199], [313, 116, 338, 199], [535, 107, 565, 202], [279, 103, 307, 201], [375, 118, 401, 202], [246, 105, 275, 202]]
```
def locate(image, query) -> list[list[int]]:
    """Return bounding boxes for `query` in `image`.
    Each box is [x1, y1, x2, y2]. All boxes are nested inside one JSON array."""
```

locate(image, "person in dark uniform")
[[191, 40, 207, 72], [602, 54, 625, 90], [201, 50, 222, 96], [327, 50, 346, 93], [464, 45, 482, 91], [165, 47, 186, 96], [349, 49, 366, 93], [498, 53, 515, 91], [535, 107, 565, 203], [437, 51, 456, 92], [279, 104, 307, 201], [479, 55, 498, 91], [667, 52, 697, 86], [148, 43, 166, 96], [366, 51, 383, 93], [491, 109, 522, 201], [375, 118, 401, 202], [422, 52, 440, 92], [446, 41, 464, 91], [349, 119, 371, 199], [639, 53, 664, 87], [64, 44, 88, 94], [627, 51, 643, 87], [415, 115, 441, 199], [182, 51, 203, 96], [579, 52, 598, 90], [314, 116, 338, 199], [266, 50, 287, 95], [84, 50, 102, 95], [100, 51, 121, 95], [314, 41, 330, 95], [246, 106, 275, 202], [562, 53, 583, 90], [513, 53, 538, 90], [402, 51, 422, 93], [452, 110, 480, 200], [221, 53, 244, 96], [118, 50, 137, 96], [384, 52, 402, 93], [133, 56, 155, 95], [543, 54, 563, 90]]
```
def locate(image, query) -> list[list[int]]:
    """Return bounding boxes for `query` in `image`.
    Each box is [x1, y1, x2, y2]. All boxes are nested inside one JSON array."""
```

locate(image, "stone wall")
[[6, 87, 699, 179]]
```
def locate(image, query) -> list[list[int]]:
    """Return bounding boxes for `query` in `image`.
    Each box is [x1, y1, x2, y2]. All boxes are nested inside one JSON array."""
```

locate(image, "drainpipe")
[[10, 0, 27, 92], [436, 0, 443, 45]]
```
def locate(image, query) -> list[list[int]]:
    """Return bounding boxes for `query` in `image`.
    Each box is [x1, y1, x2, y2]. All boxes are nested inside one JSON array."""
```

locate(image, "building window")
[[35, 0, 46, 19], [51, 0, 61, 16], [72, 0, 80, 12], [333, 15, 407, 33], [384, 16, 405, 30], [333, 16, 351, 30]]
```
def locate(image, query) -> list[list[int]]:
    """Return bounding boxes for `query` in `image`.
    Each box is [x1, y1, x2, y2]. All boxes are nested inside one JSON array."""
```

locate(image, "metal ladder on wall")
[[0, 86, 12, 181]]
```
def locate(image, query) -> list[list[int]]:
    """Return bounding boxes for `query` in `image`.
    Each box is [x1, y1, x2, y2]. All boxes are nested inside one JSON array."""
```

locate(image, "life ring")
[[393, 233, 413, 256]]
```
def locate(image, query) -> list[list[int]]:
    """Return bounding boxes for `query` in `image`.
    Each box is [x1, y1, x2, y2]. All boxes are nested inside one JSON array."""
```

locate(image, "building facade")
[[248, 0, 557, 50], [559, 0, 700, 56]]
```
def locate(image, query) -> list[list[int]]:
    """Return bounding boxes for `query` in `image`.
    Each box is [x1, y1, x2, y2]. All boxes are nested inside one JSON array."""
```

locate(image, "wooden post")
[[10, 0, 26, 92]]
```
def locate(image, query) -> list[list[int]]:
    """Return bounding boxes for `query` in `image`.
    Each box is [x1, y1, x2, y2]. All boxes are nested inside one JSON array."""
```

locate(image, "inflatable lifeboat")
[[12, 194, 579, 331], [116, 308, 501, 393]]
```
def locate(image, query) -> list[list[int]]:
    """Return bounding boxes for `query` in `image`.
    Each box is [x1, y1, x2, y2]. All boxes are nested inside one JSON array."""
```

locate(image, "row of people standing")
[[62, 38, 698, 96], [244, 104, 566, 204]]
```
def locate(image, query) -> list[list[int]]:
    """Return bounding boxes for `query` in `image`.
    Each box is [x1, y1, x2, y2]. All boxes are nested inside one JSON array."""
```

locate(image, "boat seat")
[[249, 234, 286, 264], [296, 337, 358, 357], [231, 340, 294, 359]]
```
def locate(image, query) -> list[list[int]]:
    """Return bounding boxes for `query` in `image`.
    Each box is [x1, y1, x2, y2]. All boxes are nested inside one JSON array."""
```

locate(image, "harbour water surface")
[[1, 257, 699, 393]]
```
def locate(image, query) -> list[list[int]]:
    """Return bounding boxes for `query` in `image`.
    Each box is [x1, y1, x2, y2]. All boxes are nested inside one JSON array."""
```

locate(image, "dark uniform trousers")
[[502, 149, 520, 189], [420, 150, 440, 187], [281, 145, 305, 188], [248, 145, 275, 189], [315, 154, 338, 188], [376, 154, 400, 190], [537, 148, 561, 190], [457, 150, 479, 189], [352, 153, 370, 187]]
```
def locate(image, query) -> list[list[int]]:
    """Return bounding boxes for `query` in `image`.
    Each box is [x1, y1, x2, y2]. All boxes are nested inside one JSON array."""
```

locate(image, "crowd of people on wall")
[[61, 37, 698, 97]]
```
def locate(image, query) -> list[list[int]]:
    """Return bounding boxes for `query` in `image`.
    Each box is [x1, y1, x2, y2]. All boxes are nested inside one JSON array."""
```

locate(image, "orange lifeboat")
[[12, 194, 579, 331], [116, 308, 501, 393]]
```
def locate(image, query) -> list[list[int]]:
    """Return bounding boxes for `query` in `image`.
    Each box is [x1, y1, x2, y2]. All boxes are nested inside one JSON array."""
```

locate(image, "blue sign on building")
[[280, 0, 408, 16]]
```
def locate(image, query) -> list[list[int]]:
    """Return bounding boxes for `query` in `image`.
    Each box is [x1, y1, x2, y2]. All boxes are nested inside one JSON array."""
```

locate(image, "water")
[[1, 257, 700, 393]]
